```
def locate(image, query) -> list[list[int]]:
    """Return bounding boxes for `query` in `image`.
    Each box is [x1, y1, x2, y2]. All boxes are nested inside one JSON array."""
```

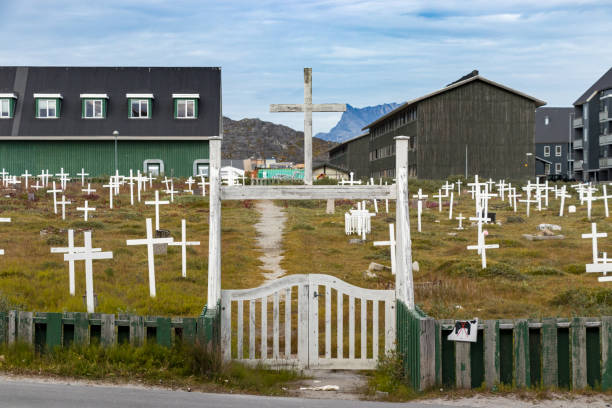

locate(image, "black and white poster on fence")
[[447, 318, 479, 342]]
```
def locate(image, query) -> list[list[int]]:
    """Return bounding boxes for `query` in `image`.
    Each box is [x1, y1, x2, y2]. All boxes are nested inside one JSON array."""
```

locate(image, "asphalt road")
[[0, 379, 464, 408]]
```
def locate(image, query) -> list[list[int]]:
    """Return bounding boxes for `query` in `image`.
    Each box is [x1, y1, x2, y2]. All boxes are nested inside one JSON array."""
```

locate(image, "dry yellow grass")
[[0, 181, 262, 316]]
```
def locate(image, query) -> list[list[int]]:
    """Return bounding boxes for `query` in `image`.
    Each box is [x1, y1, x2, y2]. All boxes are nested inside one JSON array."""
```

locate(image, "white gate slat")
[[273, 291, 279, 359], [249, 299, 255, 359], [361, 298, 367, 359], [349, 295, 355, 360], [261, 296, 268, 359], [309, 282, 319, 365], [337, 291, 343, 359], [298, 284, 309, 364], [384, 300, 395, 354], [237, 300, 243, 359], [285, 287, 291, 357], [373, 300, 379, 361], [221, 296, 231, 361], [325, 285, 331, 359]]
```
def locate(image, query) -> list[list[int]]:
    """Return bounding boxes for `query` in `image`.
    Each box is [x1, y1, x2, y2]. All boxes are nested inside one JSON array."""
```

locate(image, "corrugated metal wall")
[[0, 140, 209, 177]]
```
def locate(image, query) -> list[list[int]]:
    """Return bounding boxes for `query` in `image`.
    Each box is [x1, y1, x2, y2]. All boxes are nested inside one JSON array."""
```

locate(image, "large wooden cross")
[[270, 68, 346, 185]]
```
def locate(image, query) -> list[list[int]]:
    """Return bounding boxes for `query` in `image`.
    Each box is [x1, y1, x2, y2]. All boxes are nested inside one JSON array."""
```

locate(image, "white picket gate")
[[220, 274, 395, 370]]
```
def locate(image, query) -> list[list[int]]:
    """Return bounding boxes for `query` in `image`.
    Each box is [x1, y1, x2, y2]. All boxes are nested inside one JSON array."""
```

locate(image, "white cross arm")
[[126, 237, 174, 245], [582, 232, 608, 239], [64, 251, 113, 262], [373, 240, 394, 246], [144, 199, 170, 205], [0, 218, 10, 222], [467, 244, 499, 250], [51, 247, 102, 254], [270, 103, 347, 113], [586, 263, 612, 273], [169, 241, 200, 246]]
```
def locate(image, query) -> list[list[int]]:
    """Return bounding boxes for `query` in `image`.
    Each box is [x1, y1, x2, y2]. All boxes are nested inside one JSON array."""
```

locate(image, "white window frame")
[[555, 145, 562, 157], [545, 163, 551, 175], [130, 99, 150, 119], [0, 99, 10, 118], [555, 163, 562, 174], [83, 99, 104, 119], [143, 159, 164, 176], [543, 145, 550, 157], [37, 99, 58, 119], [193, 159, 209, 177], [176, 99, 196, 119]]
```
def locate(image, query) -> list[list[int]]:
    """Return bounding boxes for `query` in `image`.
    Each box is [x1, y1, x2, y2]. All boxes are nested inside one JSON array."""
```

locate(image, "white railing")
[[575, 160, 583, 171], [601, 134, 612, 146], [573, 117, 583, 128], [573, 139, 583, 149], [600, 157, 612, 168], [600, 111, 611, 122]]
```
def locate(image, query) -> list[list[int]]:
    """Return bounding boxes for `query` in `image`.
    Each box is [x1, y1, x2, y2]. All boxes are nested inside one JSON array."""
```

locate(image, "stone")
[[542, 229, 555, 236], [523, 234, 565, 241], [364, 270, 377, 279], [412, 261, 420, 272], [537, 224, 562, 231], [27, 192, 36, 201], [368, 262, 385, 271], [326, 199, 335, 214], [568, 205, 577, 213], [348, 238, 363, 244], [153, 229, 171, 255]]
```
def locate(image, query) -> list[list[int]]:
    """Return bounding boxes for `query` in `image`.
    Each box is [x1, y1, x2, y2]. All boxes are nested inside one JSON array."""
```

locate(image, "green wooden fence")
[[397, 303, 612, 392], [0, 310, 220, 350]]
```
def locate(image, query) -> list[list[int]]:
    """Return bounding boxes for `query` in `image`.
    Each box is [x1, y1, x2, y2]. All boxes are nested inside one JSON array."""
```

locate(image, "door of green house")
[[147, 163, 161, 177]]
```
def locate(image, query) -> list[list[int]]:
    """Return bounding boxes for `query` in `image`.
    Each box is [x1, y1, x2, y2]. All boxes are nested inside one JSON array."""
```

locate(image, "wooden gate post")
[[205, 137, 222, 346], [394, 136, 414, 309]]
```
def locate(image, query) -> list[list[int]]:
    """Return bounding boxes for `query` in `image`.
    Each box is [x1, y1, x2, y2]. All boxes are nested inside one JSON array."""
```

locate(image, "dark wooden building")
[[329, 71, 546, 180], [328, 133, 370, 179]]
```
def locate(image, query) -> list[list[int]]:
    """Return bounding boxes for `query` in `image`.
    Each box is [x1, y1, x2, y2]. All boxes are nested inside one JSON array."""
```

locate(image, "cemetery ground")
[[1, 178, 612, 402]]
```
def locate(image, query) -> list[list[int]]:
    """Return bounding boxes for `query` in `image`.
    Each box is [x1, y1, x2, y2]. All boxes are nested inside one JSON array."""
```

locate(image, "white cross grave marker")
[[82, 183, 96, 195], [102, 181, 116, 209], [586, 252, 612, 282], [270, 68, 347, 185], [21, 170, 31, 189], [600, 185, 612, 218], [56, 168, 69, 190], [77, 168, 89, 186], [126, 218, 174, 297], [412, 189, 427, 233], [58, 195, 71, 220], [185, 177, 195, 195], [467, 231, 499, 269], [47, 181, 61, 214], [198, 175, 209, 197], [77, 200, 95, 221], [63, 231, 112, 313], [448, 192, 454, 220], [455, 213, 465, 230], [582, 223, 607, 264], [0, 217, 10, 255], [145, 190, 169, 231], [168, 219, 200, 278], [51, 229, 101, 296], [373, 223, 396, 275], [559, 186, 571, 217], [433, 189, 444, 213]]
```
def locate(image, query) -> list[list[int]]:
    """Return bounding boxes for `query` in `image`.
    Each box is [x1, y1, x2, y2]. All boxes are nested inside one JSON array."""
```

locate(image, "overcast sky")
[[0, 1, 611, 134]]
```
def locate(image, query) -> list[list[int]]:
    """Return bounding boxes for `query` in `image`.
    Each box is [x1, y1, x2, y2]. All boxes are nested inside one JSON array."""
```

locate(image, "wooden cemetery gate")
[[220, 274, 395, 369]]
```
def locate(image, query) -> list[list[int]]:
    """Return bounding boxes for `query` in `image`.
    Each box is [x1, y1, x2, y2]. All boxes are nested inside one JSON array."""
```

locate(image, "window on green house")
[[34, 93, 62, 119], [126, 94, 153, 119], [37, 99, 58, 118], [0, 99, 11, 118], [80, 94, 108, 119], [172, 94, 199, 119]]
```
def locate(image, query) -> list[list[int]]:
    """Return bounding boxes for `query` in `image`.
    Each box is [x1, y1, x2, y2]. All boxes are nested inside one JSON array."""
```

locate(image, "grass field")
[[1, 178, 611, 320], [280, 180, 612, 320], [0, 181, 263, 316]]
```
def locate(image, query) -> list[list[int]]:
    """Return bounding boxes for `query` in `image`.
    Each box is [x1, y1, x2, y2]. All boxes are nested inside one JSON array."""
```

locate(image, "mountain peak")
[[315, 103, 401, 143]]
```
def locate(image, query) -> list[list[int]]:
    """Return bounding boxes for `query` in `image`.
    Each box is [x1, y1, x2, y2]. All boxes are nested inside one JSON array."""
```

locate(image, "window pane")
[[48, 100, 56, 117], [177, 101, 185, 117], [186, 100, 194, 117], [0, 100, 8, 117], [140, 100, 148, 117], [38, 100, 47, 118], [86, 100, 94, 117], [132, 101, 140, 117], [94, 100, 102, 117]]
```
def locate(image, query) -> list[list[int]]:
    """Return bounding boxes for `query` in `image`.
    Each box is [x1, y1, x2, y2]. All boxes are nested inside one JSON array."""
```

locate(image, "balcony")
[[575, 160, 583, 171], [573, 139, 583, 149], [600, 111, 611, 122], [573, 117, 583, 128], [600, 157, 612, 168], [601, 134, 612, 146]]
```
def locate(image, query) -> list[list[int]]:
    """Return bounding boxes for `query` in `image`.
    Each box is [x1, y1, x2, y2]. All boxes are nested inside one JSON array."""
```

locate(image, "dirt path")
[[254, 200, 287, 281]]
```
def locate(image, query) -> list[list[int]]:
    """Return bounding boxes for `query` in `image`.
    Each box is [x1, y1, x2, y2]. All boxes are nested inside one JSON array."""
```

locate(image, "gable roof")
[[0, 66, 221, 139], [574, 67, 612, 106], [362, 74, 546, 130], [535, 107, 573, 144]]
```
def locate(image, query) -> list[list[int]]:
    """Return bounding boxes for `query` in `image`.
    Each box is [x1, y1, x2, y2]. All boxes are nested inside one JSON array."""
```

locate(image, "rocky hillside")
[[315, 103, 401, 143], [222, 116, 335, 163]]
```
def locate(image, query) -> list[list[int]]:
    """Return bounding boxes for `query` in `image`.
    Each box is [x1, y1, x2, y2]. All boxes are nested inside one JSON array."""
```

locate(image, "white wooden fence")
[[220, 274, 395, 369]]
